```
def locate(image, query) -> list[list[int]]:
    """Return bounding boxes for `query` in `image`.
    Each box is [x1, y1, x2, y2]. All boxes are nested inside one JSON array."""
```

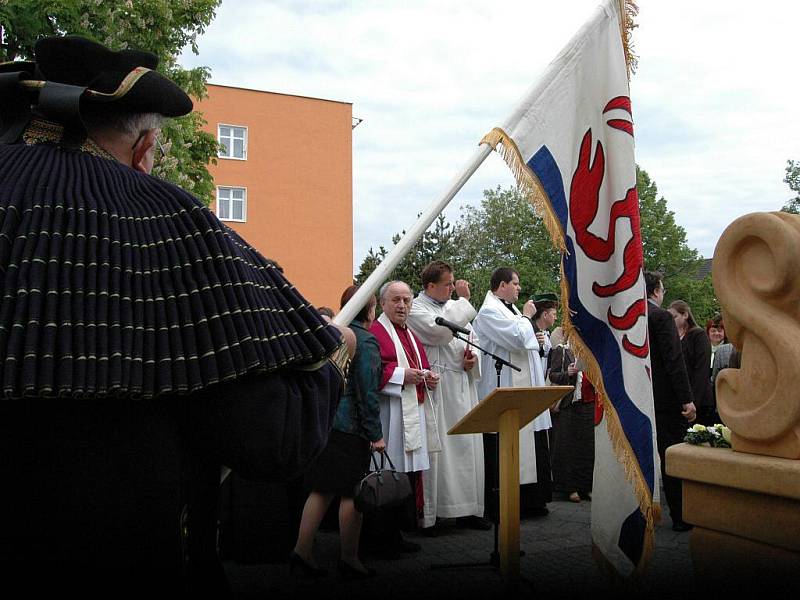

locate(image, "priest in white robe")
[[406, 261, 488, 533], [472, 267, 553, 518]]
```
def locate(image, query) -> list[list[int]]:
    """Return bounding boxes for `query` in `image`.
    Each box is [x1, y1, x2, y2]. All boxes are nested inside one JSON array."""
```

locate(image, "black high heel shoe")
[[337, 559, 376, 581], [288, 551, 327, 578]]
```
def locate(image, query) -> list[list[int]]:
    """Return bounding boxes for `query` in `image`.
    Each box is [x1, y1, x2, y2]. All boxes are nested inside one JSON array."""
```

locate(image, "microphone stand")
[[430, 329, 521, 572]]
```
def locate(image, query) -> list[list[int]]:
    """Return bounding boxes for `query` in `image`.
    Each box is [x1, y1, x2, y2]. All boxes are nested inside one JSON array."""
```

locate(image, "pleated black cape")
[[0, 141, 342, 399]]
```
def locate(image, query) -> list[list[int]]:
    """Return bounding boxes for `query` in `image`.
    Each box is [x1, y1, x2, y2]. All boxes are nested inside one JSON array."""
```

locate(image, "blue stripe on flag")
[[530, 147, 569, 230], [527, 146, 655, 494], [619, 508, 646, 565]]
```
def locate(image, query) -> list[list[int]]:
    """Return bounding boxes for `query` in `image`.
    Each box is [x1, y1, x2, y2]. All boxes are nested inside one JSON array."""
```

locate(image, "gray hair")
[[379, 280, 411, 301], [82, 107, 165, 138]]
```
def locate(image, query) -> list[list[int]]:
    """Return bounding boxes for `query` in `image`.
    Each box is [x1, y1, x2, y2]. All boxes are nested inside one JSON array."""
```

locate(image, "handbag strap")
[[372, 450, 404, 482], [370, 451, 381, 472], [380, 450, 399, 472]]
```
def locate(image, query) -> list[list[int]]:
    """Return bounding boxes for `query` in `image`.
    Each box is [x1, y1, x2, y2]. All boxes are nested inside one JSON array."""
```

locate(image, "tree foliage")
[[355, 214, 458, 294], [636, 166, 717, 320], [0, 0, 221, 203], [355, 168, 718, 322], [781, 159, 800, 214], [452, 186, 560, 303]]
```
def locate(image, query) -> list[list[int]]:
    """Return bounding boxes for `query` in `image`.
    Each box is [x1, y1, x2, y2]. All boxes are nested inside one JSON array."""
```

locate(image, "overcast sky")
[[180, 0, 800, 271]]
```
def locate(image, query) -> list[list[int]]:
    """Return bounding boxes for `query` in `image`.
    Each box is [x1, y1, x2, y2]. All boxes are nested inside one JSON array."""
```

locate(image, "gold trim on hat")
[[18, 66, 151, 100], [84, 66, 151, 101]]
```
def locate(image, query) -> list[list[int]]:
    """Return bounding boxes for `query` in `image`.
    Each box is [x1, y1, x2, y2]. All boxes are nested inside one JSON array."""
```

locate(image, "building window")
[[217, 186, 247, 222], [218, 124, 247, 160]]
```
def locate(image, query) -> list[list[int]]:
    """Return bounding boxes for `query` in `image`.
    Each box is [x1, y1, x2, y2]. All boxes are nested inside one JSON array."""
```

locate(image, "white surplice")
[[472, 291, 552, 485], [407, 293, 485, 527]]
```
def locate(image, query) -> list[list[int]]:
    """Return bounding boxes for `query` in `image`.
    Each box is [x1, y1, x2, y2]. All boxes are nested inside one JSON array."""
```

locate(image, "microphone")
[[434, 316, 470, 335]]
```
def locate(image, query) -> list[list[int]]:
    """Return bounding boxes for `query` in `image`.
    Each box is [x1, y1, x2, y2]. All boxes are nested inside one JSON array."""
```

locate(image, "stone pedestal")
[[667, 443, 800, 591]]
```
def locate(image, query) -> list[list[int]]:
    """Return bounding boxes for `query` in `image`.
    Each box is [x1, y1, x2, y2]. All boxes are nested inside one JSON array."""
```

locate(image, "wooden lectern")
[[449, 386, 573, 580]]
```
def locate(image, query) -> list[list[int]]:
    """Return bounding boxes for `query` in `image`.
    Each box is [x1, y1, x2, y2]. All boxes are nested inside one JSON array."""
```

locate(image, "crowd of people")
[[0, 35, 740, 593], [289, 263, 738, 576]]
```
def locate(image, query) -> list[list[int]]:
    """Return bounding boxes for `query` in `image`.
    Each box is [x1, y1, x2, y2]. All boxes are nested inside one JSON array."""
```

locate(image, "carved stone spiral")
[[712, 212, 800, 458]]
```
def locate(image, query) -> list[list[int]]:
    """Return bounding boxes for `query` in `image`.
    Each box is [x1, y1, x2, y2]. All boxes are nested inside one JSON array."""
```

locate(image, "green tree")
[[0, 0, 220, 203], [354, 213, 459, 293], [781, 159, 800, 214], [453, 185, 560, 305], [353, 173, 717, 321], [354, 245, 387, 286], [637, 166, 717, 321], [354, 187, 560, 308]]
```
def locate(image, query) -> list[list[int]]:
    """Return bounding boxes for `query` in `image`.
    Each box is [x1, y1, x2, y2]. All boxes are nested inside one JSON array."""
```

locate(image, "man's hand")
[[424, 370, 440, 390], [403, 368, 426, 386], [681, 402, 697, 423], [567, 362, 578, 376], [535, 331, 546, 346], [522, 299, 537, 318], [371, 438, 386, 453], [455, 279, 471, 301], [463, 349, 477, 372]]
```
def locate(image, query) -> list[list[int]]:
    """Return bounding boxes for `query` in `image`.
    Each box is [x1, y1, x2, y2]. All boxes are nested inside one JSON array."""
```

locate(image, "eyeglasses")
[[154, 134, 167, 159], [132, 130, 167, 160]]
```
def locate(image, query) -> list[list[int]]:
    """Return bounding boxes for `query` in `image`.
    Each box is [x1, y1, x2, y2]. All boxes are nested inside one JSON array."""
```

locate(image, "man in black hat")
[[0, 36, 352, 595], [530, 292, 559, 369]]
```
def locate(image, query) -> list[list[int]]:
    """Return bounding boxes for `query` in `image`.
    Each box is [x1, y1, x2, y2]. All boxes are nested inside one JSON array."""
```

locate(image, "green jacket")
[[332, 321, 383, 441]]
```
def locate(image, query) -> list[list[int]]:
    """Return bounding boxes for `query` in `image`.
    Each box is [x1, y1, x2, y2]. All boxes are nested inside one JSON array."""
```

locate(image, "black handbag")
[[353, 451, 412, 514]]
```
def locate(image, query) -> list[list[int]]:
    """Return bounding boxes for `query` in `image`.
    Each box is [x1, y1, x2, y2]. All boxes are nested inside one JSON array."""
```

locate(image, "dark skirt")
[[305, 430, 371, 497], [551, 400, 595, 493]]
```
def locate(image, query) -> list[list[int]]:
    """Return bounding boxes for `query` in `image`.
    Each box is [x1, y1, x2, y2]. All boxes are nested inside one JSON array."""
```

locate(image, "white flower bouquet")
[[684, 423, 732, 448]]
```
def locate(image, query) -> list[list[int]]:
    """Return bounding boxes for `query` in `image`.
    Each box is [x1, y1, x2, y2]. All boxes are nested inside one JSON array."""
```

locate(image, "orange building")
[[195, 83, 353, 310]]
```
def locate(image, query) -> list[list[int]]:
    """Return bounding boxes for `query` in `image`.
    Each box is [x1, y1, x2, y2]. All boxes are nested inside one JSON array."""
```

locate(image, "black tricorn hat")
[[0, 36, 192, 145], [33, 35, 193, 117]]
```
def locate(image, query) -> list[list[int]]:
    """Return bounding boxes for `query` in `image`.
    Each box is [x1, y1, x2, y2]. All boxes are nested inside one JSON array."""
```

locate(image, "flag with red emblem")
[[480, 0, 659, 577]]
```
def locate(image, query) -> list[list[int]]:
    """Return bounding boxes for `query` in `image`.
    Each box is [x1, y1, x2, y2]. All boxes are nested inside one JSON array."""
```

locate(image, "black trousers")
[[656, 413, 689, 523], [483, 430, 552, 522]]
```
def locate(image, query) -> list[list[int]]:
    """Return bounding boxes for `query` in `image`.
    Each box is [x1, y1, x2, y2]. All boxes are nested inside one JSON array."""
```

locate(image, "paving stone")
[[225, 493, 694, 599]]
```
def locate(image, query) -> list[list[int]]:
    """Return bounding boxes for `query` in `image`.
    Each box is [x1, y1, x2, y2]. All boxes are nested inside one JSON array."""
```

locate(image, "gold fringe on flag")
[[560, 271, 661, 575], [479, 128, 567, 254], [618, 0, 639, 78], [481, 124, 659, 576]]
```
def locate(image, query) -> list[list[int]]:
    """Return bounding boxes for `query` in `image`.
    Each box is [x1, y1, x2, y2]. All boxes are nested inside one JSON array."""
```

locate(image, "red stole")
[[370, 320, 430, 404]]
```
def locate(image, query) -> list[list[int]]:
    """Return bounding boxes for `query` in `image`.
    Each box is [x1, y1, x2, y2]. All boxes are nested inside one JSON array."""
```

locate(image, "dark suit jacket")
[[681, 327, 712, 410], [647, 300, 693, 415]]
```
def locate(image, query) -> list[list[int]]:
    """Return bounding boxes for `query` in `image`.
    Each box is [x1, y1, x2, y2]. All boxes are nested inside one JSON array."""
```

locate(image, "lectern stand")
[[449, 386, 572, 580]]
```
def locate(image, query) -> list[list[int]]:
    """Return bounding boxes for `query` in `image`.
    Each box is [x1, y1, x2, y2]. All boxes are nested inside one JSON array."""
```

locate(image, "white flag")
[[482, 0, 660, 577]]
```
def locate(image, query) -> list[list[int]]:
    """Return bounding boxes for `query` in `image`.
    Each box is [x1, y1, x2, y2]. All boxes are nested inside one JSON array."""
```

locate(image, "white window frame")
[[216, 186, 248, 223], [217, 123, 248, 160]]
